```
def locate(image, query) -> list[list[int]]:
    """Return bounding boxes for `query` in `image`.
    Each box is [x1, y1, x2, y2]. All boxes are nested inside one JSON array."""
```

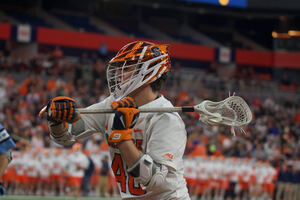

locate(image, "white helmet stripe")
[[138, 46, 148, 62]]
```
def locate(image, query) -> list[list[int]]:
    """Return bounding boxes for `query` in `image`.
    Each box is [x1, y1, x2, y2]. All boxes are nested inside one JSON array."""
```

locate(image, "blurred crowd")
[[0, 43, 300, 199], [1, 145, 118, 198]]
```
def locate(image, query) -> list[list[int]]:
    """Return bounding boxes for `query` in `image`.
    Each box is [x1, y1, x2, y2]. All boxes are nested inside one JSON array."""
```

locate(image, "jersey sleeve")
[[0, 125, 16, 155], [145, 113, 187, 171], [77, 95, 114, 138]]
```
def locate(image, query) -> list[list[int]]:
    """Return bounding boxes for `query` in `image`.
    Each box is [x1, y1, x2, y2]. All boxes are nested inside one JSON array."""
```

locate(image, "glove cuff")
[[67, 112, 81, 123], [108, 129, 133, 143]]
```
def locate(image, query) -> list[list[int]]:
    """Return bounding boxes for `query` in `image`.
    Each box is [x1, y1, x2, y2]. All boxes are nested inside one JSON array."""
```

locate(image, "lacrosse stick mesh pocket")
[[198, 96, 252, 127]]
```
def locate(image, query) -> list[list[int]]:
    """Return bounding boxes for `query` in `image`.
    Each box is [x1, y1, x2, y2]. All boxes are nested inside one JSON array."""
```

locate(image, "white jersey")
[[67, 151, 89, 177], [197, 162, 209, 180], [52, 155, 65, 175], [239, 164, 251, 182], [80, 95, 189, 199], [184, 158, 197, 179], [14, 155, 27, 175], [264, 166, 276, 183], [26, 157, 39, 177], [211, 162, 221, 180], [229, 164, 239, 182], [39, 156, 53, 178], [255, 166, 266, 184]]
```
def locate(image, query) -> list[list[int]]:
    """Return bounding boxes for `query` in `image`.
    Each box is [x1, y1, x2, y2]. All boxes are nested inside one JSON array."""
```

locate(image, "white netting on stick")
[[196, 96, 252, 135]]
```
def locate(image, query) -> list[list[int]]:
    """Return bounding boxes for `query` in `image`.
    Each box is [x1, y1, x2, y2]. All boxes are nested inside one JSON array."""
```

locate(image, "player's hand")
[[108, 97, 139, 143], [46, 96, 80, 125], [111, 96, 137, 110]]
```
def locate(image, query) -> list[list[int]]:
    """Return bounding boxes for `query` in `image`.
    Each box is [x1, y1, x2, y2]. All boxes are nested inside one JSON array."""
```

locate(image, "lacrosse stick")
[[75, 96, 252, 135], [39, 96, 252, 135]]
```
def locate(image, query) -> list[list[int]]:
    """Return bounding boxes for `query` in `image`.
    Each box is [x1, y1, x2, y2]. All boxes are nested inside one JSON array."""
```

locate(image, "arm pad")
[[48, 121, 75, 146], [49, 129, 75, 146], [48, 118, 88, 146], [127, 154, 168, 191]]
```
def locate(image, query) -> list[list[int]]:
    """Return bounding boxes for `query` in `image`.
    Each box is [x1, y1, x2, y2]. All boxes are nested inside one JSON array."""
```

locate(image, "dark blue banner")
[[181, 0, 247, 8]]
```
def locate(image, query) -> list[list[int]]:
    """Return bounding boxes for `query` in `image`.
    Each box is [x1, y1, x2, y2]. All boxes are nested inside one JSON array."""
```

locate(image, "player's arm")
[[0, 155, 9, 177], [109, 97, 168, 190], [118, 141, 142, 167], [118, 141, 168, 191], [108, 97, 142, 166], [0, 124, 16, 177], [45, 96, 108, 146]]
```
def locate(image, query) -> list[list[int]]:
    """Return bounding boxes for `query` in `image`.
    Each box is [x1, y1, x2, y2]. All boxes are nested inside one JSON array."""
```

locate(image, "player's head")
[[31, 151, 37, 158], [72, 143, 82, 152], [43, 149, 50, 156], [53, 148, 62, 156], [107, 41, 170, 99]]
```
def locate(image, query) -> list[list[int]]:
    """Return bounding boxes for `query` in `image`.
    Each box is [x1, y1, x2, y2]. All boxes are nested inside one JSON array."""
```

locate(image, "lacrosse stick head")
[[195, 96, 252, 135]]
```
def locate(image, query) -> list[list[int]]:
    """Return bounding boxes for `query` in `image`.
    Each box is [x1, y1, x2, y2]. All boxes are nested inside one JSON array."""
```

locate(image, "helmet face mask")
[[107, 41, 170, 100], [107, 61, 143, 98]]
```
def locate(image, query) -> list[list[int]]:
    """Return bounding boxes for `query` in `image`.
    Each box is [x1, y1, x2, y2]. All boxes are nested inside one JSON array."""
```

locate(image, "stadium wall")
[[1, 23, 300, 69]]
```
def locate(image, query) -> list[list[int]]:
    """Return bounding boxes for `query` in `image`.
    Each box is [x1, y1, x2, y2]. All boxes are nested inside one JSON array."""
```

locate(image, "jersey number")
[[112, 153, 146, 195]]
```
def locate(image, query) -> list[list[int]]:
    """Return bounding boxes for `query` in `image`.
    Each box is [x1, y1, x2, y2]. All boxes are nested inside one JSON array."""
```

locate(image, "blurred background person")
[[0, 123, 15, 196], [38, 149, 52, 196], [50, 148, 65, 196], [66, 143, 88, 200], [25, 150, 39, 195], [98, 155, 109, 197], [81, 149, 95, 197]]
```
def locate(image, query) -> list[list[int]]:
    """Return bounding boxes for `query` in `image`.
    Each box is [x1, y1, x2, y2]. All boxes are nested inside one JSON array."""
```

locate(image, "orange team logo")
[[163, 153, 174, 160]]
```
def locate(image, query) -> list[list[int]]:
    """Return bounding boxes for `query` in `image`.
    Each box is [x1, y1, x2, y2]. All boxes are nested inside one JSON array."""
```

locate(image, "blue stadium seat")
[[7, 11, 50, 27], [52, 12, 104, 33]]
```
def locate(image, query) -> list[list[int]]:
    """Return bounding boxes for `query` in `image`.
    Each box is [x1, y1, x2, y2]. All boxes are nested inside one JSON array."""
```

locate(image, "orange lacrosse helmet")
[[107, 41, 170, 99]]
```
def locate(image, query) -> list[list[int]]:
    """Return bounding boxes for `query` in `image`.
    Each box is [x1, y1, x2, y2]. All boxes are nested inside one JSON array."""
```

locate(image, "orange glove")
[[111, 97, 137, 110], [46, 96, 80, 125], [108, 97, 139, 144]]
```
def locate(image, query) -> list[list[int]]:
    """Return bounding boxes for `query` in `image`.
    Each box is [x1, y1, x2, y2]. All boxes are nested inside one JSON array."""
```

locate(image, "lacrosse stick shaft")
[[76, 106, 195, 114]]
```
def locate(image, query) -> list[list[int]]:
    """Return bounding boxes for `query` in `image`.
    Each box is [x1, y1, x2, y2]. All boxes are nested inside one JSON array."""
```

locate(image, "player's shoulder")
[[144, 95, 181, 118], [86, 95, 114, 109], [150, 95, 173, 107]]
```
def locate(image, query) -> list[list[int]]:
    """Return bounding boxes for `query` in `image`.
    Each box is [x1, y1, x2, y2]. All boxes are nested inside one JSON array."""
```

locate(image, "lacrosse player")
[[66, 143, 89, 199], [0, 123, 15, 196], [44, 41, 190, 199], [0, 123, 15, 177]]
